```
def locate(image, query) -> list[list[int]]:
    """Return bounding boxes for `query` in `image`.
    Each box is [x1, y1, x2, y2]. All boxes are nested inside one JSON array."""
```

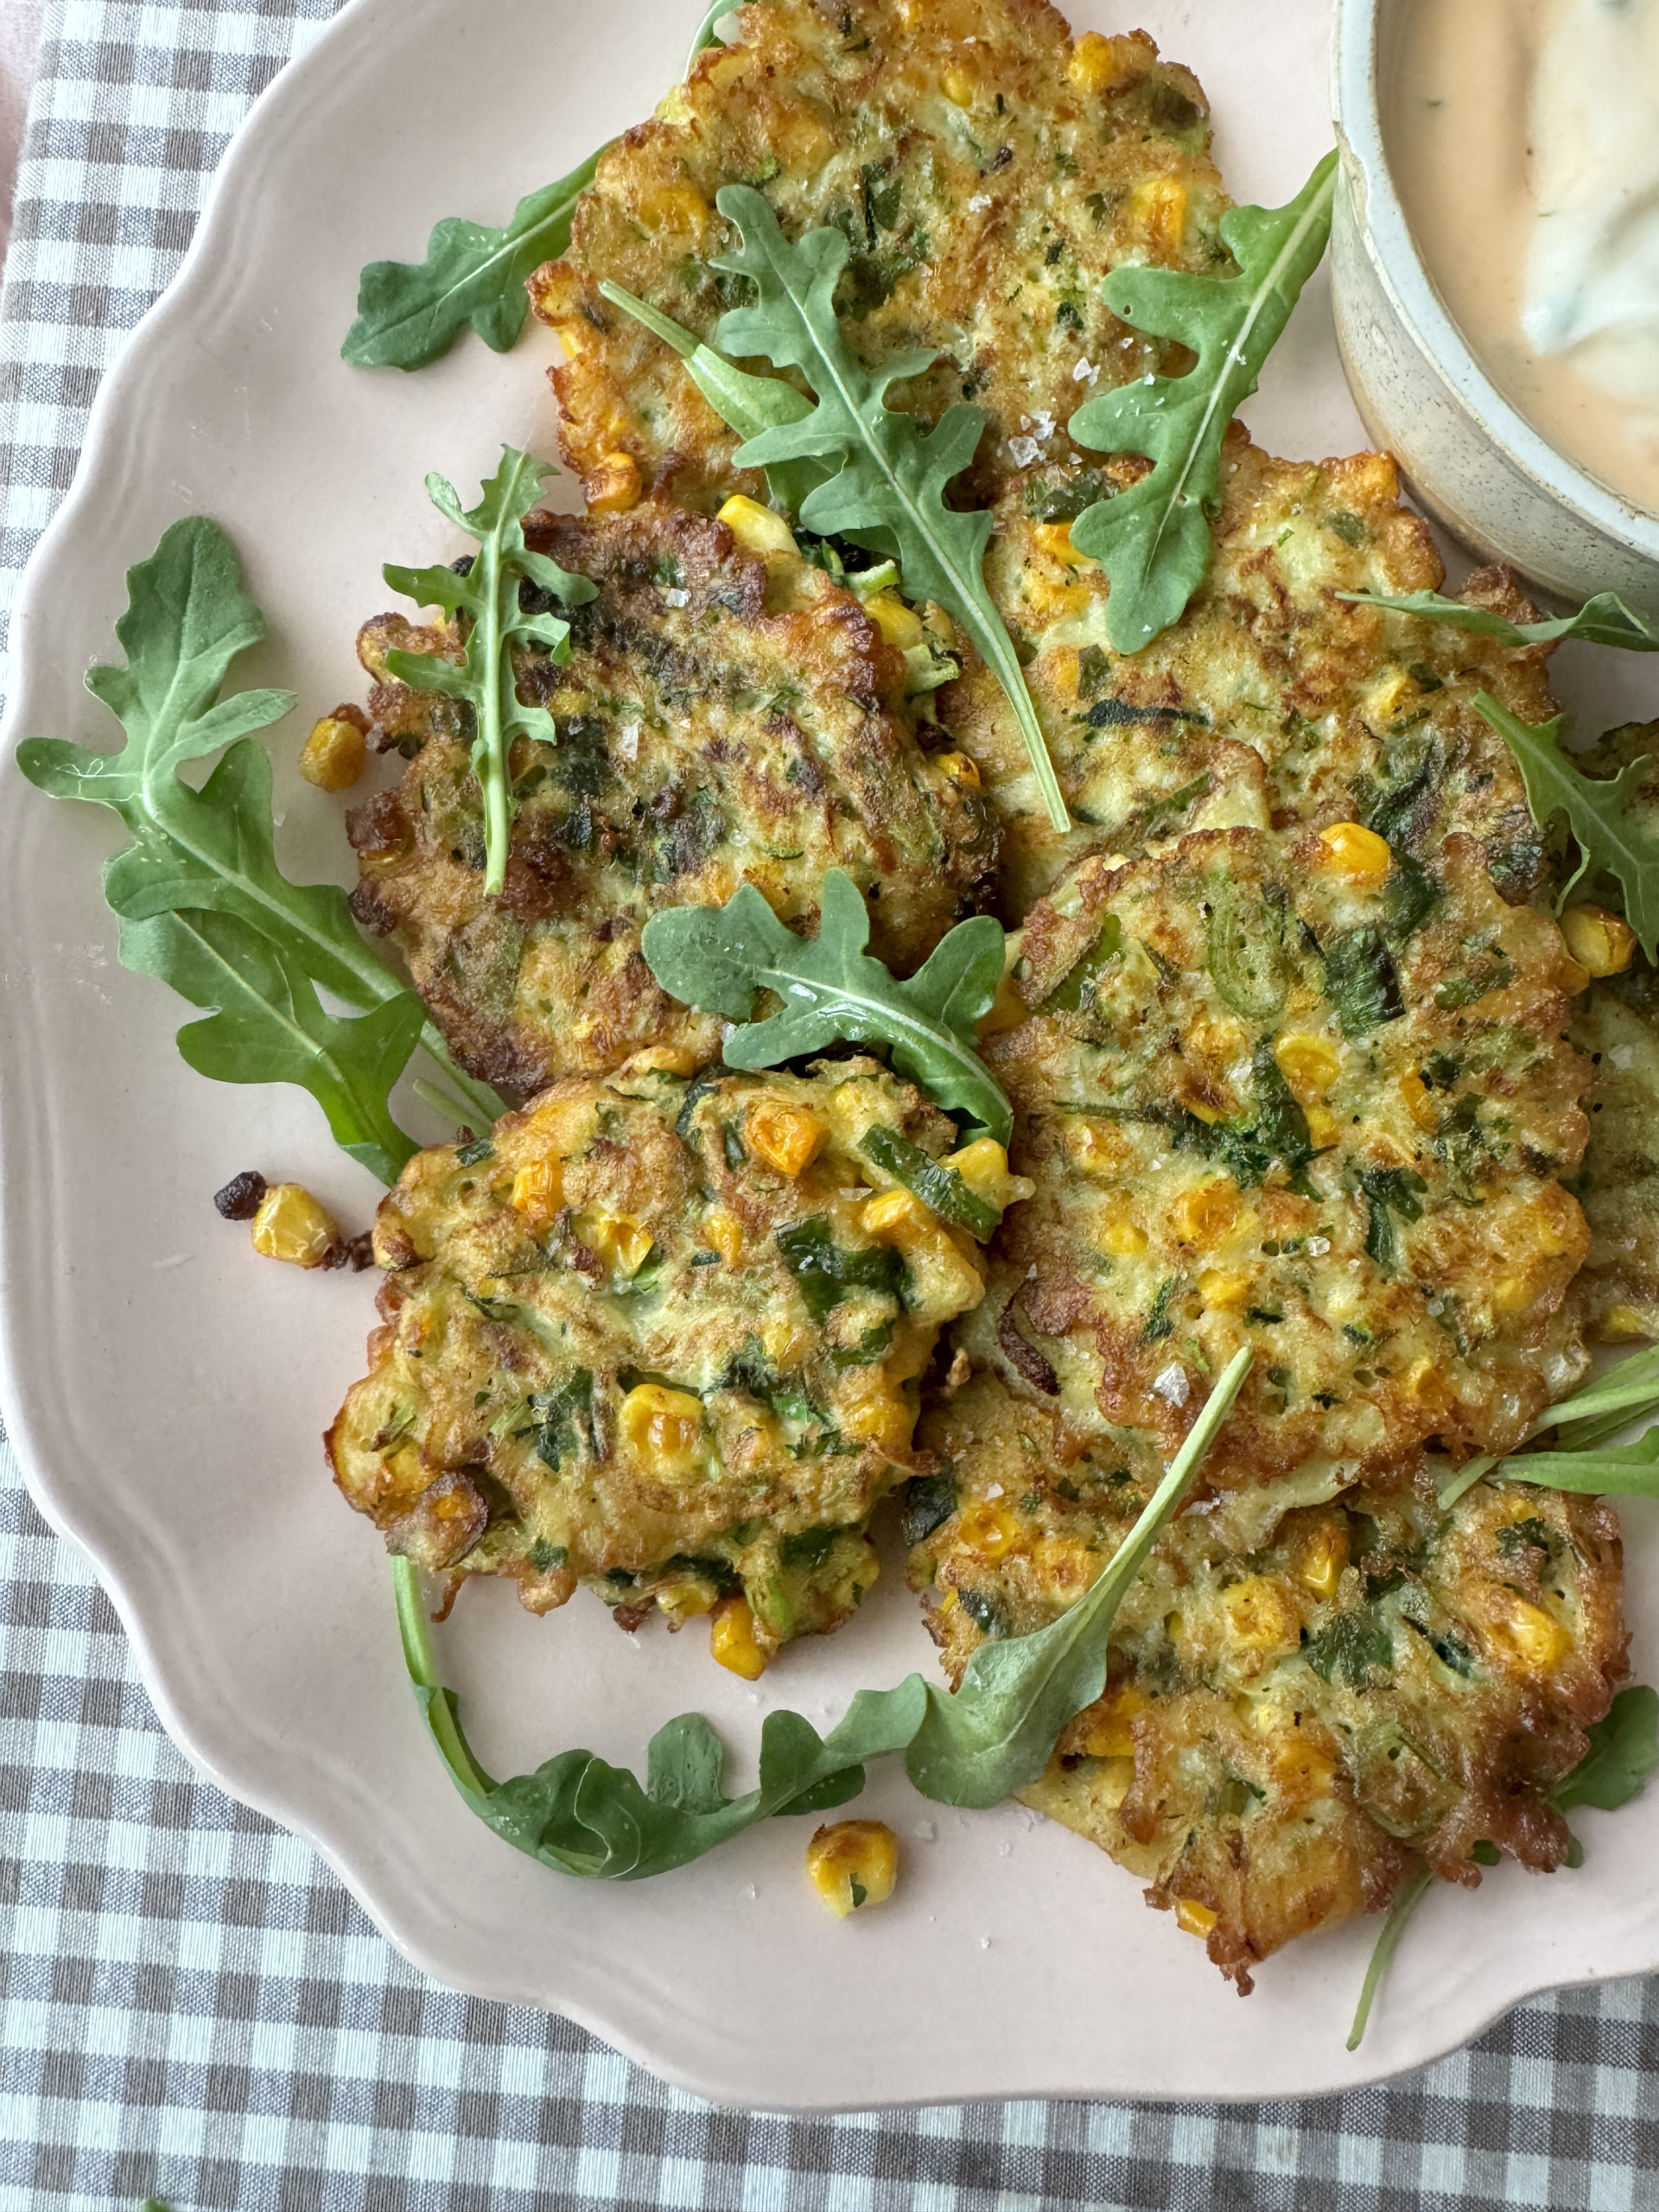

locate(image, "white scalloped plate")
[[3, 0, 1657, 2111]]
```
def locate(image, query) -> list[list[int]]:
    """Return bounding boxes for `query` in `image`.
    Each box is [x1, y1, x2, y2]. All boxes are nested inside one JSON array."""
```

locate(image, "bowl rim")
[[1332, 0, 1659, 561]]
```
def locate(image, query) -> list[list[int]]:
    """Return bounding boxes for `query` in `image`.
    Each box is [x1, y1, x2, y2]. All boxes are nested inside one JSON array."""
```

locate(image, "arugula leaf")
[[384, 448, 595, 898], [1473, 692, 1659, 959], [774, 1217, 906, 1321], [699, 186, 1068, 833], [1491, 1428, 1659, 1498], [1341, 588, 1659, 654], [639, 867, 1013, 1144], [395, 1349, 1251, 1876], [1438, 1344, 1659, 1508], [1067, 151, 1338, 654], [1344, 1866, 1432, 2053], [17, 516, 504, 1165]]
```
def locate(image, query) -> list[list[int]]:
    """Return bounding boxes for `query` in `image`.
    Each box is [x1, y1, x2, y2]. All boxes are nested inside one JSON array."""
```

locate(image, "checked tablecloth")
[[2, 6, 1659, 2209]]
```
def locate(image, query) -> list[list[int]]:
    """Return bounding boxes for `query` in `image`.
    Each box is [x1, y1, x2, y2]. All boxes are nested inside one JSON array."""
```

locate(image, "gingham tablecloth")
[[3, 7, 1658, 2209]]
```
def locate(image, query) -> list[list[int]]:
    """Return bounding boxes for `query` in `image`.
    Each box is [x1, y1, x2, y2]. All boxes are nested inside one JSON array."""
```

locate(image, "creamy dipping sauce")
[[1389, 0, 1659, 518]]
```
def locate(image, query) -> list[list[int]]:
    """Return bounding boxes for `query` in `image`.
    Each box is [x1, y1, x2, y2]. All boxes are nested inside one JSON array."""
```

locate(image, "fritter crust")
[[963, 824, 1593, 1487], [531, 0, 1230, 513], [944, 434, 1560, 914], [912, 1373, 1628, 1991], [348, 503, 995, 1094], [1567, 964, 1659, 1344], [327, 1058, 1006, 1656]]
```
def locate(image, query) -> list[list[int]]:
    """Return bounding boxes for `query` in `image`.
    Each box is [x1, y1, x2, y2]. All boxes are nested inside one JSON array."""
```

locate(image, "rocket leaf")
[[1472, 692, 1659, 959], [394, 1349, 1251, 1877], [383, 447, 595, 899], [1067, 151, 1338, 655], [16, 516, 504, 1167], [1342, 588, 1659, 653], [639, 867, 1013, 1143]]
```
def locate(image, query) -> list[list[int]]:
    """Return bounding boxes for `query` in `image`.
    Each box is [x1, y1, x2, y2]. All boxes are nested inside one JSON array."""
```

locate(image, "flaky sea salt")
[[1152, 1363, 1190, 1408], [617, 721, 640, 761], [663, 587, 690, 607], [1009, 435, 1041, 466]]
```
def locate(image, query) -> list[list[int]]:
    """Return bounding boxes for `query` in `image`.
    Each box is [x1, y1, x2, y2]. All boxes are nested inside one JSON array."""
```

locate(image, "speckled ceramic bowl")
[[1332, 0, 1659, 613]]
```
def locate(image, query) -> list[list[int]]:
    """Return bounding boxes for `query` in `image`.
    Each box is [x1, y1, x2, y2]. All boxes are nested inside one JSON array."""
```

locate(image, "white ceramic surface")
[[1331, 0, 1659, 613], [3, 0, 1658, 2112]]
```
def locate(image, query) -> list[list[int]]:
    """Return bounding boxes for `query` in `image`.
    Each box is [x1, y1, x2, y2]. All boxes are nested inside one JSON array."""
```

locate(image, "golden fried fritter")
[[911, 1372, 1627, 1991], [348, 502, 995, 1093], [1568, 965, 1659, 1344], [961, 823, 1593, 1488], [531, 0, 1230, 513], [328, 1058, 1027, 1660], [944, 434, 1561, 913]]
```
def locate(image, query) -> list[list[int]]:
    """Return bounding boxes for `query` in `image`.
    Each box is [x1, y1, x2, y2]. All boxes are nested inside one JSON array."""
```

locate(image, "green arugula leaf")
[[1439, 1344, 1659, 1508], [17, 516, 504, 1162], [1473, 691, 1659, 959], [698, 185, 1068, 833], [1491, 1428, 1659, 1498], [639, 867, 1013, 1143], [1340, 588, 1659, 653], [395, 1348, 1251, 1877], [384, 448, 595, 899], [1067, 151, 1338, 655], [1348, 1685, 1659, 2049]]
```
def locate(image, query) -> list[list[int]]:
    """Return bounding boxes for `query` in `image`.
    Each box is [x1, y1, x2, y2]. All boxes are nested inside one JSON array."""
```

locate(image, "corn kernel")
[[1316, 822, 1392, 883], [1222, 1576, 1302, 1652], [704, 1209, 744, 1264], [1082, 1684, 1147, 1758], [658, 1580, 718, 1623], [1402, 1354, 1451, 1408], [957, 1498, 1024, 1561], [1561, 903, 1636, 978], [509, 1158, 563, 1225], [1068, 1120, 1129, 1175], [942, 64, 976, 105], [1174, 1897, 1218, 1938], [1198, 1266, 1251, 1310], [577, 1209, 654, 1278], [806, 1820, 899, 1917], [1398, 1071, 1440, 1132], [1484, 1588, 1572, 1673], [638, 184, 710, 231], [1602, 1302, 1653, 1341], [1033, 521, 1090, 569], [1295, 1520, 1350, 1600], [762, 1319, 813, 1370], [746, 1097, 825, 1177], [864, 590, 926, 650], [299, 711, 367, 792], [836, 1370, 912, 1454], [1066, 28, 1151, 94], [617, 1044, 701, 1077], [710, 1593, 768, 1678], [1274, 1034, 1341, 1102], [946, 1137, 1028, 1214], [1306, 1105, 1340, 1145], [1129, 175, 1188, 253], [1172, 1176, 1240, 1249], [620, 1383, 706, 1481], [717, 493, 799, 559], [863, 1187, 930, 1238], [1184, 1098, 1224, 1125], [251, 1183, 338, 1268], [932, 750, 981, 787], [1099, 1194, 1149, 1256], [584, 452, 642, 515]]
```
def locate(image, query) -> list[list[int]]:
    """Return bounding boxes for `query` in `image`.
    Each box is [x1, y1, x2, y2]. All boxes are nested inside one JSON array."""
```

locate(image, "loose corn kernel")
[[620, 1383, 706, 1481], [510, 1157, 563, 1224], [704, 1209, 744, 1264], [578, 1209, 654, 1278], [1484, 1588, 1572, 1673], [946, 1137, 1028, 1213], [1033, 520, 1090, 569], [584, 452, 642, 515], [1129, 175, 1188, 254], [863, 1187, 930, 1239], [1198, 1266, 1252, 1310], [1316, 821, 1392, 883], [806, 1820, 899, 1917], [1602, 1301, 1653, 1341], [710, 1594, 768, 1679], [1171, 1175, 1240, 1249], [299, 710, 367, 792], [1274, 1034, 1341, 1102], [1295, 1520, 1350, 1600], [1561, 903, 1636, 978], [716, 493, 798, 558], [864, 590, 926, 650], [957, 1498, 1025, 1561], [1222, 1576, 1301, 1653], [1399, 1070, 1440, 1132], [746, 1097, 825, 1178], [1174, 1897, 1218, 1938], [942, 64, 976, 105], [658, 1581, 718, 1623], [932, 749, 981, 787], [1099, 1194, 1148, 1256], [251, 1183, 338, 1268], [1066, 28, 1152, 94], [1082, 1683, 1147, 1758]]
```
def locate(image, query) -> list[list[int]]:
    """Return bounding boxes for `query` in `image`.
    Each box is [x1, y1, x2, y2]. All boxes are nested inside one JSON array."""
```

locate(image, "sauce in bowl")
[[1389, 0, 1659, 519]]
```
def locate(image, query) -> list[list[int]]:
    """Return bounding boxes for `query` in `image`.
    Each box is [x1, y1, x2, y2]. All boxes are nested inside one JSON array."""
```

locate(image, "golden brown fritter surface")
[[943, 435, 1561, 913], [531, 0, 1230, 513], [911, 1373, 1628, 1990], [961, 823, 1593, 1488], [1568, 964, 1659, 1344], [327, 1058, 1022, 1657], [347, 503, 995, 1094]]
